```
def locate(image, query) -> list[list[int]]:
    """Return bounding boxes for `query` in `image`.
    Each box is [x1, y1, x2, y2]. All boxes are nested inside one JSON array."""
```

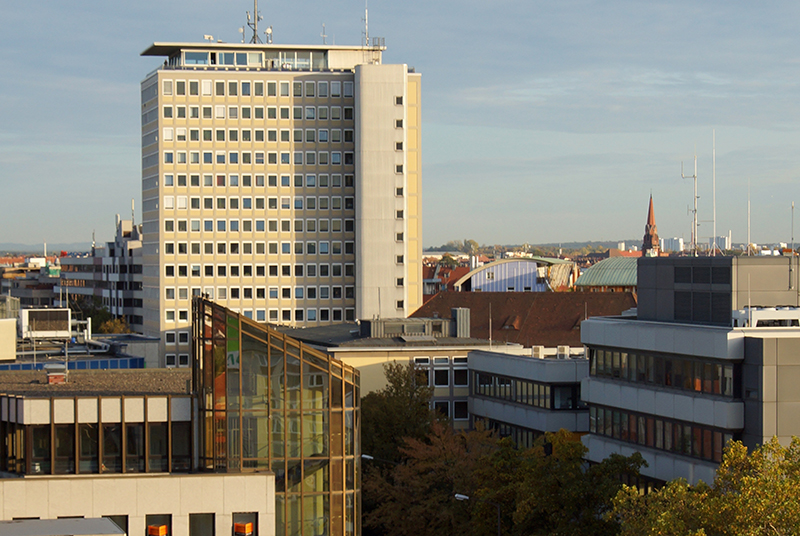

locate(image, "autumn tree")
[[612, 437, 800, 536], [97, 317, 132, 334], [364, 422, 499, 536], [438, 253, 459, 269]]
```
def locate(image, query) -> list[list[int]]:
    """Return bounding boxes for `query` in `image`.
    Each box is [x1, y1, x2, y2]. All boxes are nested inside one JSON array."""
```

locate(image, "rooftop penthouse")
[[142, 41, 387, 72]]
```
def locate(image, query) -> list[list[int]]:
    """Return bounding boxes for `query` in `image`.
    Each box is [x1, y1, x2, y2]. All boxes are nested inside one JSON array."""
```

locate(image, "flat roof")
[[0, 518, 124, 536], [0, 369, 191, 397], [142, 42, 385, 57]]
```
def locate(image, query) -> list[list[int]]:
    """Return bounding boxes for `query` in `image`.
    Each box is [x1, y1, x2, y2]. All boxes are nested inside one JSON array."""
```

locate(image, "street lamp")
[[454, 493, 501, 536]]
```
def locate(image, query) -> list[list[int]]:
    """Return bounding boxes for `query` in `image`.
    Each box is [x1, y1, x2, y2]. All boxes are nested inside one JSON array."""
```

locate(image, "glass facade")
[[588, 347, 736, 397], [193, 298, 360, 536]]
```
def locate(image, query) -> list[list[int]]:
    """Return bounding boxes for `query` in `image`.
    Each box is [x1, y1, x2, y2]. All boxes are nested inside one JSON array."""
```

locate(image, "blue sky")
[[2, 0, 800, 248]]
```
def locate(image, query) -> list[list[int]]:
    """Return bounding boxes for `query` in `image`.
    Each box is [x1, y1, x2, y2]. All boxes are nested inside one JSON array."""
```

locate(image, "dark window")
[[674, 291, 691, 321], [693, 266, 711, 284], [674, 266, 691, 284]]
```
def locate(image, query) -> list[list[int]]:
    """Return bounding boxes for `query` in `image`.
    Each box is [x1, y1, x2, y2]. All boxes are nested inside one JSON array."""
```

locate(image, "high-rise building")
[[140, 41, 422, 364]]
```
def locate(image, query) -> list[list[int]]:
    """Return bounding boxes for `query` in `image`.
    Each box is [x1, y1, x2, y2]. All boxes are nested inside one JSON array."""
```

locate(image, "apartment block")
[[140, 41, 421, 364]]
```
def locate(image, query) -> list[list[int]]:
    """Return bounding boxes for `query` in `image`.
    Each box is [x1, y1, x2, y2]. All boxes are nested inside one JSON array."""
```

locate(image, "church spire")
[[642, 194, 660, 256]]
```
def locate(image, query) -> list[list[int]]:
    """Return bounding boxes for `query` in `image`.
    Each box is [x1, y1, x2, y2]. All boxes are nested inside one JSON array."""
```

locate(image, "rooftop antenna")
[[362, 0, 369, 46], [681, 152, 699, 256], [791, 201, 795, 290], [265, 26, 273, 44], [321, 23, 327, 45], [246, 0, 263, 43], [712, 130, 716, 256], [747, 179, 751, 256], [131, 198, 135, 226]]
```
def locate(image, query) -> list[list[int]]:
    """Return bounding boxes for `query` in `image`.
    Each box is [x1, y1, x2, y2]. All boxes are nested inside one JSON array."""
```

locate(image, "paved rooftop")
[[0, 369, 192, 397]]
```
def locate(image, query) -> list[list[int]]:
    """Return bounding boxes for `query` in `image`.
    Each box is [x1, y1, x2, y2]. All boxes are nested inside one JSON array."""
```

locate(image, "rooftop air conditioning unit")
[[557, 345, 570, 359], [532, 346, 545, 359]]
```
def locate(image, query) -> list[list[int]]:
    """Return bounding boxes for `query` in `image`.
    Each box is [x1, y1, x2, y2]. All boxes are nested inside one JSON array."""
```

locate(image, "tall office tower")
[[140, 41, 422, 364]]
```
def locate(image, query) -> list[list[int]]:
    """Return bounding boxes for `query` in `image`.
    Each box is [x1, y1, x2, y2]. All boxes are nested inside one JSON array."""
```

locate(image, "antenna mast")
[[712, 130, 716, 256], [681, 154, 699, 256], [363, 0, 369, 46], [747, 179, 751, 256], [246, 0, 263, 43]]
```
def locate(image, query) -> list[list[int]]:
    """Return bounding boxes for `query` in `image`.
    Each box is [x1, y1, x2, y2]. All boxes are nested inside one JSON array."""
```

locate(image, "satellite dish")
[[266, 27, 273, 34]]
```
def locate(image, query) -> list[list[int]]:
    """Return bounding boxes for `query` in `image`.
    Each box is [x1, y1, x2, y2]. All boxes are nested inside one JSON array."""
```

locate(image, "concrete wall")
[[582, 434, 717, 485], [354, 64, 410, 320], [0, 319, 15, 362], [581, 317, 744, 361], [0, 473, 275, 536], [744, 335, 800, 448]]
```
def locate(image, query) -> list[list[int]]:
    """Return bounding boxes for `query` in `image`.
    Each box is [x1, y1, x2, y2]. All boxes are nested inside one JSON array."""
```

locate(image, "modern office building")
[[469, 349, 588, 449], [140, 40, 422, 363], [0, 298, 361, 536], [581, 255, 800, 485]]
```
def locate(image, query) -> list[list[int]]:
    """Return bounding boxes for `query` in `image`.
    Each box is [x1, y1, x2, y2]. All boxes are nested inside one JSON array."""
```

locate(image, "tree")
[[439, 253, 459, 269], [612, 437, 800, 536], [364, 427, 645, 536], [69, 296, 112, 327], [97, 317, 132, 334], [361, 361, 443, 464], [363, 422, 499, 536]]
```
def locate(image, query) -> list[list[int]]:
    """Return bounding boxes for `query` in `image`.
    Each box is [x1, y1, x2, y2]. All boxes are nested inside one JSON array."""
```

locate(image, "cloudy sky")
[[3, 0, 800, 248]]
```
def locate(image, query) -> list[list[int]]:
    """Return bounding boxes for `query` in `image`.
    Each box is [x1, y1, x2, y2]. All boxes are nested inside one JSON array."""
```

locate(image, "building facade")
[[140, 41, 422, 363], [56, 217, 145, 333], [468, 349, 588, 449], [581, 255, 800, 485], [194, 298, 361, 535]]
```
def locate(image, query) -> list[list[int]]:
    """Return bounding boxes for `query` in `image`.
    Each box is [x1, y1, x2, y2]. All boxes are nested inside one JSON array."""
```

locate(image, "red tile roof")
[[411, 291, 637, 347]]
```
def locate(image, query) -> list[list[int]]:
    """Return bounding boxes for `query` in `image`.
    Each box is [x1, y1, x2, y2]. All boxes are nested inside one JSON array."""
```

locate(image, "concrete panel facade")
[[0, 473, 275, 536]]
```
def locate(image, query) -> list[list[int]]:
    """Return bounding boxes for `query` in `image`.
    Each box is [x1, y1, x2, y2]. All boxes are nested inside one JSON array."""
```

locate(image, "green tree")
[[612, 437, 800, 536], [477, 430, 645, 536], [361, 361, 442, 464], [69, 296, 112, 327], [439, 253, 459, 269]]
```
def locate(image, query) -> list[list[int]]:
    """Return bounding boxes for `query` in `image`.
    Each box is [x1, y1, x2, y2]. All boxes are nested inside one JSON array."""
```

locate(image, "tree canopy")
[[364, 426, 645, 536], [612, 437, 800, 536]]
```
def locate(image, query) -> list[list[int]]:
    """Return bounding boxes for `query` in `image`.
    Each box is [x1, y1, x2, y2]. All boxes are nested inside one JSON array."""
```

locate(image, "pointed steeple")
[[642, 194, 660, 256]]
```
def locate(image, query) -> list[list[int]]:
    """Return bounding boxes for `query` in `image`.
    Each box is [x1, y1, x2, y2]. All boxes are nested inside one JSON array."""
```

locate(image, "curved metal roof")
[[575, 256, 638, 287]]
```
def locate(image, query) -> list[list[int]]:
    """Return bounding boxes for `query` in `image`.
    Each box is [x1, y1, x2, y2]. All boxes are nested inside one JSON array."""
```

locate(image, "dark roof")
[[0, 369, 192, 397], [277, 323, 360, 346], [278, 324, 507, 350], [410, 292, 637, 347]]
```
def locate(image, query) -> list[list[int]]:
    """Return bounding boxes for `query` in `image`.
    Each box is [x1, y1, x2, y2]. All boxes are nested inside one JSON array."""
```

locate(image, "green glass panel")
[[272, 412, 285, 458], [287, 353, 301, 410], [242, 332, 269, 410], [213, 338, 227, 409], [287, 411, 301, 458], [304, 459, 329, 493], [287, 459, 302, 493], [273, 459, 286, 492], [303, 493, 329, 535], [287, 494, 301, 536], [271, 343, 285, 410], [242, 412, 269, 459], [275, 494, 286, 536], [303, 363, 328, 409], [303, 411, 328, 457]]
